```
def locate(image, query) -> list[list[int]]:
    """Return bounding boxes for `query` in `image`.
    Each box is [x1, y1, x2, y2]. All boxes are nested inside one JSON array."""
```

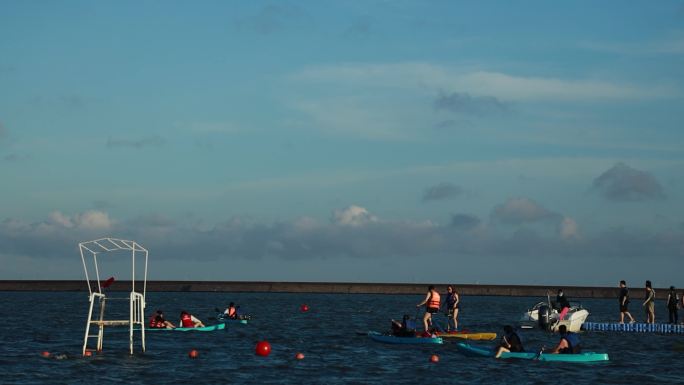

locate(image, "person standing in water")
[[618, 280, 636, 324], [443, 285, 460, 331], [417, 285, 440, 334], [667, 286, 679, 324], [643, 280, 656, 324]]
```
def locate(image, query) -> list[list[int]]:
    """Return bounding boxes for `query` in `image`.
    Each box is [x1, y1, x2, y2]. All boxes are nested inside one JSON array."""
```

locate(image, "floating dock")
[[582, 322, 684, 334]]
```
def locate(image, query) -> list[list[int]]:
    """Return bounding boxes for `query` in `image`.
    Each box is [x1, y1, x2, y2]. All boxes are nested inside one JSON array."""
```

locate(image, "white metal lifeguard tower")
[[79, 238, 148, 356]]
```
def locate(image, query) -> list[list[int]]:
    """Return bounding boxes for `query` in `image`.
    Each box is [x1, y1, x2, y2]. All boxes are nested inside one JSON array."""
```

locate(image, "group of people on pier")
[[618, 280, 682, 325]]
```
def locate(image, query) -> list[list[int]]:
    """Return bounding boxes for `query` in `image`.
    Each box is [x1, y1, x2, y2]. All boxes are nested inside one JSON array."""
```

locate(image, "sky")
[[1, 1, 683, 286]]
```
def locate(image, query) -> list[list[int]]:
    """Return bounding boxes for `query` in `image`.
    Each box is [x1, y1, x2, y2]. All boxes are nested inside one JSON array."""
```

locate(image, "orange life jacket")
[[227, 307, 237, 318], [428, 291, 441, 309]]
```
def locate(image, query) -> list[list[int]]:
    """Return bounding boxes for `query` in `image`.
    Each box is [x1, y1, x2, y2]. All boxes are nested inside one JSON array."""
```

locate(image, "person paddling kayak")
[[495, 325, 524, 358], [224, 302, 238, 319], [390, 315, 416, 337], [179, 310, 205, 328], [549, 325, 581, 354], [417, 285, 440, 334]]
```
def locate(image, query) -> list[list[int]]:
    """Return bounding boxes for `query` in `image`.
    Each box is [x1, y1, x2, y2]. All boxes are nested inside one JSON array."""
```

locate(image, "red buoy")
[[300, 304, 309, 312], [295, 352, 305, 360], [84, 351, 93, 357], [430, 354, 439, 363], [40, 351, 50, 358], [188, 349, 199, 359], [255, 341, 272, 356]]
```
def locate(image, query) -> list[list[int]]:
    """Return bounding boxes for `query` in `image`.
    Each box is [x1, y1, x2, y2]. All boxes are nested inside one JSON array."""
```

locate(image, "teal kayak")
[[368, 331, 443, 345], [456, 343, 609, 362], [146, 323, 226, 332], [216, 315, 249, 324]]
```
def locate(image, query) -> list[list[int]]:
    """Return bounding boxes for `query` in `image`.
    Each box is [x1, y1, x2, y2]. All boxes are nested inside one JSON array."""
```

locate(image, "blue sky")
[[1, 1, 683, 285]]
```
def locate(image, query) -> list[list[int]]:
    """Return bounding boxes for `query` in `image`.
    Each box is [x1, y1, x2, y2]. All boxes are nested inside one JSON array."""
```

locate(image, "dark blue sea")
[[2, 292, 682, 384]]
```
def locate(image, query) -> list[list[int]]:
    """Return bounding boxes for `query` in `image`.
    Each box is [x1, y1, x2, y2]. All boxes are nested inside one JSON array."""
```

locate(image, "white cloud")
[[293, 62, 675, 101], [48, 211, 74, 228], [332, 205, 378, 226], [48, 210, 112, 230]]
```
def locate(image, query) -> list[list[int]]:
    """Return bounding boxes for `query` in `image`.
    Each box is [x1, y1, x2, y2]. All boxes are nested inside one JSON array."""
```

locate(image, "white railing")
[[129, 292, 146, 354]]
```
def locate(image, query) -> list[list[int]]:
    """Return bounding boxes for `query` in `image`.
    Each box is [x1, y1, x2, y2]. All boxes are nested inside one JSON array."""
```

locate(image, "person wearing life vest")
[[224, 302, 238, 319], [495, 325, 524, 358], [179, 310, 205, 328], [149, 310, 175, 329], [416, 285, 441, 335], [550, 325, 581, 354]]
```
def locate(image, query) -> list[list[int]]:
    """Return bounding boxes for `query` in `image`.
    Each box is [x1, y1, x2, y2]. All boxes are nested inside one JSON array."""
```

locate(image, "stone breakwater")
[[0, 280, 674, 299]]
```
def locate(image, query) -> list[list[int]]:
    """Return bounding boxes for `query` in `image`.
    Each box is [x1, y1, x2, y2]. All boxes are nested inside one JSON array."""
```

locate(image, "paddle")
[[534, 346, 545, 360]]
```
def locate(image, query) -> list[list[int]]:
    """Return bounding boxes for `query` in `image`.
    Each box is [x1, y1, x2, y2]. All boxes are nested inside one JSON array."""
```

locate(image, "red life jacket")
[[149, 315, 164, 328], [181, 313, 194, 328], [428, 291, 441, 309], [227, 307, 237, 319]]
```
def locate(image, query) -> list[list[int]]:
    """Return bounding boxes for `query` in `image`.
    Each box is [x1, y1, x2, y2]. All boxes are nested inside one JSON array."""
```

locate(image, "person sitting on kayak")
[[224, 302, 238, 319], [417, 285, 440, 335], [549, 325, 581, 354], [390, 315, 416, 337], [495, 325, 524, 358], [149, 310, 175, 329], [179, 310, 205, 328]]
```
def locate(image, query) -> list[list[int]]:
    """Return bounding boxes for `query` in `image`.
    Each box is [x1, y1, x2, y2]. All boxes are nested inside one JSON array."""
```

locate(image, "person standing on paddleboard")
[[618, 280, 636, 324], [417, 285, 440, 335], [443, 285, 460, 332]]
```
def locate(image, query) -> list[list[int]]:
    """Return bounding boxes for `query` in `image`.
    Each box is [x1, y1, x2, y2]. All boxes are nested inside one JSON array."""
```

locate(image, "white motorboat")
[[519, 296, 589, 333]]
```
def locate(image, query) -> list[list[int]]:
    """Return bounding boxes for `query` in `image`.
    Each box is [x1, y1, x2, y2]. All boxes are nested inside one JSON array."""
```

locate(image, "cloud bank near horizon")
[[2, 202, 680, 272]]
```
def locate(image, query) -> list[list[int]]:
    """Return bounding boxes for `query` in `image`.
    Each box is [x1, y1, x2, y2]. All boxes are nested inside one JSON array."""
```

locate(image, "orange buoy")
[[40, 351, 50, 358], [188, 349, 199, 359], [84, 351, 93, 357], [295, 352, 305, 360], [255, 341, 272, 356], [300, 304, 309, 312], [430, 354, 439, 363]]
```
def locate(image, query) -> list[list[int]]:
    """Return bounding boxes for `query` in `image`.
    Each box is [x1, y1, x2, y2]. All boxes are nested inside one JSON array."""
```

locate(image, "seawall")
[[0, 280, 673, 299]]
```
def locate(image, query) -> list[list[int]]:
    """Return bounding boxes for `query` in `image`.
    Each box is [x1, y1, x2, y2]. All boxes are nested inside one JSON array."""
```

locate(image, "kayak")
[[146, 323, 226, 332], [368, 331, 443, 345], [456, 342, 609, 362], [216, 315, 249, 325], [434, 331, 497, 340]]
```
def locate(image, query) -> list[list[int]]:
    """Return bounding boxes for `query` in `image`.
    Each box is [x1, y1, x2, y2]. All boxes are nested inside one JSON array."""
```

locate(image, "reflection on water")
[[2, 292, 682, 384]]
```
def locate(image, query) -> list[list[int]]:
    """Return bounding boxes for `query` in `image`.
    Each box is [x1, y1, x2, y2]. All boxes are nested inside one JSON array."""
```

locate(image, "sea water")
[[1, 292, 682, 384]]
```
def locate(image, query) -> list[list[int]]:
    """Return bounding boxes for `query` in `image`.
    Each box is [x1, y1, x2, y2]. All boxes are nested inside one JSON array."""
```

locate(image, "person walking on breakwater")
[[443, 285, 460, 331], [549, 324, 581, 354], [618, 280, 636, 324], [667, 286, 679, 324], [643, 281, 656, 324], [495, 325, 524, 358], [417, 285, 441, 334], [180, 310, 205, 328]]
